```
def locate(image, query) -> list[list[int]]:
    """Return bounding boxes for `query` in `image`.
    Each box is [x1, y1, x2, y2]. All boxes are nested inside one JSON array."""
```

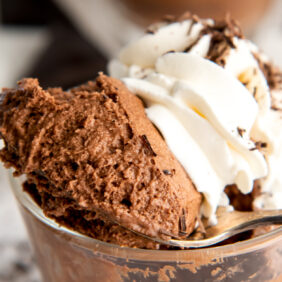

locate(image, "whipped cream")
[[109, 18, 282, 223]]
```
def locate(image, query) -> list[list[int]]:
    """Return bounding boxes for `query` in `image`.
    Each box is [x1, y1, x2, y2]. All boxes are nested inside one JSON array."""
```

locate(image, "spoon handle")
[[206, 209, 282, 238]]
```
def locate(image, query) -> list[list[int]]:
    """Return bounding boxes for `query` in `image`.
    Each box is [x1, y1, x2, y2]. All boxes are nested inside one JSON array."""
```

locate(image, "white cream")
[[109, 18, 282, 222], [253, 108, 282, 210], [119, 20, 205, 68]]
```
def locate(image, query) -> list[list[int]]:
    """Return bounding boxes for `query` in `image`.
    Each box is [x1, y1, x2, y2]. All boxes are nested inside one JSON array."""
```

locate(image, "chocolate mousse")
[[0, 74, 201, 246]]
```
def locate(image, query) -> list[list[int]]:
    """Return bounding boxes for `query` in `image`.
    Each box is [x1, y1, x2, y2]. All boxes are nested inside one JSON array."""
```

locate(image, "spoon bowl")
[[132, 207, 282, 248]]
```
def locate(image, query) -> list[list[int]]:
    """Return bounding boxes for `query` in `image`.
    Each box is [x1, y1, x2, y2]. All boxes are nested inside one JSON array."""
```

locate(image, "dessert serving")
[[0, 13, 281, 282], [0, 74, 201, 248]]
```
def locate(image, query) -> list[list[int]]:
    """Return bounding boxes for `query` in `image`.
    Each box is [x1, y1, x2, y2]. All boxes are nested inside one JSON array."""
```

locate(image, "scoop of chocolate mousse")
[[0, 74, 201, 243]]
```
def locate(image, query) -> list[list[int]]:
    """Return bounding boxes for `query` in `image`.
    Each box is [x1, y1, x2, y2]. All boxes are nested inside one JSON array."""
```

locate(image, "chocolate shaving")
[[253, 52, 282, 91], [253, 87, 258, 97], [201, 15, 243, 66], [163, 169, 172, 175], [205, 32, 232, 66], [140, 135, 157, 156], [255, 141, 268, 149], [249, 141, 268, 151], [178, 208, 187, 235], [147, 12, 244, 69], [237, 127, 246, 137]]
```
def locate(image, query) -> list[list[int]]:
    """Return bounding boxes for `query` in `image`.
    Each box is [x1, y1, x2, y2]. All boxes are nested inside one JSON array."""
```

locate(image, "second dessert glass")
[[9, 173, 282, 282], [118, 0, 273, 32]]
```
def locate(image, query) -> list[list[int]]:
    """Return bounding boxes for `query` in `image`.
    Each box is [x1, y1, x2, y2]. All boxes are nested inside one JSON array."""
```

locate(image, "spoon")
[[132, 207, 282, 248]]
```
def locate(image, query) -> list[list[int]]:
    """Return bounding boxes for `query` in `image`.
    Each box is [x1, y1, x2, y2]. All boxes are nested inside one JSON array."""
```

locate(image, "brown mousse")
[[0, 74, 201, 246]]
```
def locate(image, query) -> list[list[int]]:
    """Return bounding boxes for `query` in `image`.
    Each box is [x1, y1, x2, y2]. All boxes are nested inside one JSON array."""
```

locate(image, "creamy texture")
[[0, 75, 201, 244], [109, 18, 282, 222]]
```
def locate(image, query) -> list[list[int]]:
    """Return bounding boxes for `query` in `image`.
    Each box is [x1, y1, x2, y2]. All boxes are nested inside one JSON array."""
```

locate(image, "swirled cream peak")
[[109, 16, 281, 223]]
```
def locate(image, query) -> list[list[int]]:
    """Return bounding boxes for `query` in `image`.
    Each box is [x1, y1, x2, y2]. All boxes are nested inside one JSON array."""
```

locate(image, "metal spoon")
[[132, 207, 282, 248]]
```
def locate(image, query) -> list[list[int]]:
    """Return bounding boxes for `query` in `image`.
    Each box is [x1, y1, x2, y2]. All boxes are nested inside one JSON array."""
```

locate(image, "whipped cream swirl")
[[109, 18, 282, 223]]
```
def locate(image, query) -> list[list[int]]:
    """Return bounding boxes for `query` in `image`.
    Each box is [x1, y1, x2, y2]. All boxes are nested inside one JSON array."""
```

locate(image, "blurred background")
[[0, 0, 281, 281]]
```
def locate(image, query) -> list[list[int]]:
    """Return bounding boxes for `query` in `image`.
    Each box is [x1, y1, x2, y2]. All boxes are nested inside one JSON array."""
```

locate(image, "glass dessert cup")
[[9, 173, 282, 282], [118, 0, 273, 32]]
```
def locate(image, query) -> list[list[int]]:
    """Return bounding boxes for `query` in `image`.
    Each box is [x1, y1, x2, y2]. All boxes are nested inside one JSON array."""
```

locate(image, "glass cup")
[[118, 0, 273, 32], [9, 173, 282, 282]]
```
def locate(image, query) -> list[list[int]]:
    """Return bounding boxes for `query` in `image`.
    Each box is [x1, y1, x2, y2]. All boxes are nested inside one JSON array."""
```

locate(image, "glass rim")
[[9, 171, 282, 262]]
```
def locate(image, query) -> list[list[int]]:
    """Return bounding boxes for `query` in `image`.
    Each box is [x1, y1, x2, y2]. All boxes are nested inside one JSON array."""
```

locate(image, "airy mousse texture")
[[0, 74, 201, 248]]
